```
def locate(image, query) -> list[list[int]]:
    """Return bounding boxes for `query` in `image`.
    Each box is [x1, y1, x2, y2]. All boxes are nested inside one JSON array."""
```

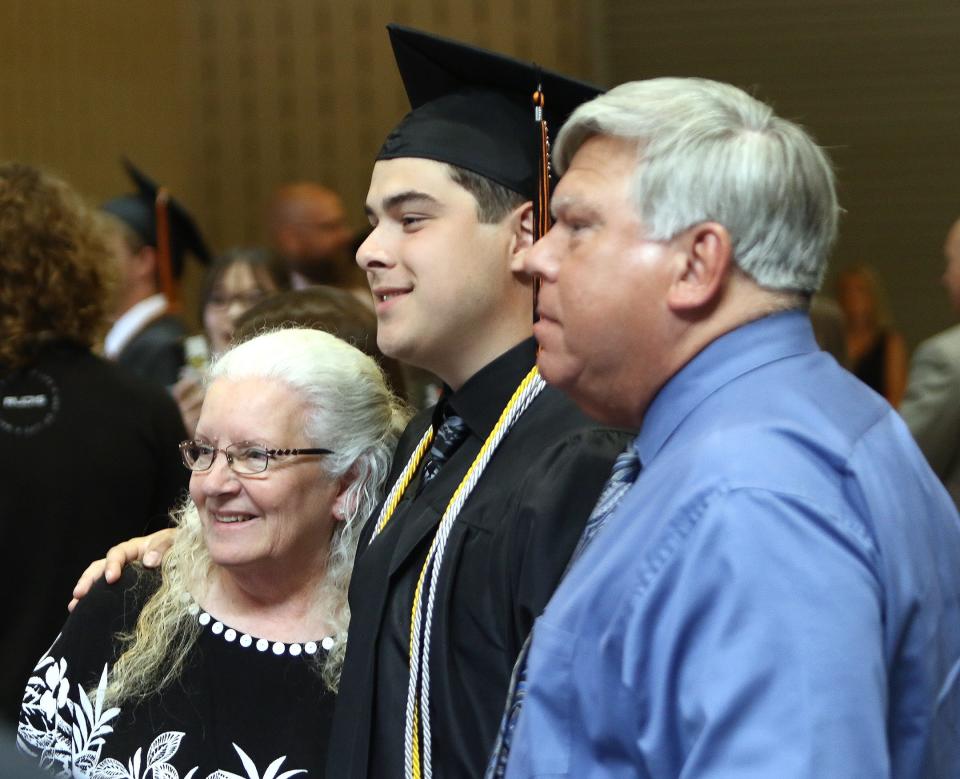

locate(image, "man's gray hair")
[[555, 78, 839, 294]]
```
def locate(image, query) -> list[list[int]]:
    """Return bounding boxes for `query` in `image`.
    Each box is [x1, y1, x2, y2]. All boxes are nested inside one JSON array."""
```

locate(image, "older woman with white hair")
[[18, 328, 408, 778]]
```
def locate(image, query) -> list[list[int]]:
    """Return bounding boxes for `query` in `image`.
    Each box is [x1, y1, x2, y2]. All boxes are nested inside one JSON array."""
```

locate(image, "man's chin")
[[535, 348, 582, 392]]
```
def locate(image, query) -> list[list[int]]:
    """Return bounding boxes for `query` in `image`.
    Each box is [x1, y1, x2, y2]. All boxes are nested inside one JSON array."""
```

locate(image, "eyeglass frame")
[[179, 439, 335, 475]]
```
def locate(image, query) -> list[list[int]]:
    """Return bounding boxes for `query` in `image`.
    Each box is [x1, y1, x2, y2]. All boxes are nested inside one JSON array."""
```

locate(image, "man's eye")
[[401, 215, 426, 228]]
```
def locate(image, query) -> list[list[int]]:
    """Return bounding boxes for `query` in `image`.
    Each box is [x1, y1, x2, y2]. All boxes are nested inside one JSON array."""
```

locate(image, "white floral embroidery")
[[18, 645, 309, 778], [19, 644, 121, 777], [205, 743, 306, 779]]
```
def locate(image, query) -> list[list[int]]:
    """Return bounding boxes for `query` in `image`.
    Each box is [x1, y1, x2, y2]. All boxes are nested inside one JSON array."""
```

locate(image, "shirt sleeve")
[[631, 487, 888, 778], [17, 569, 150, 776]]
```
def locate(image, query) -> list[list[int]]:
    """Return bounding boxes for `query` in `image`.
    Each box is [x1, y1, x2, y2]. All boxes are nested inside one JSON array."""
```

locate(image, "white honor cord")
[[404, 370, 547, 779]]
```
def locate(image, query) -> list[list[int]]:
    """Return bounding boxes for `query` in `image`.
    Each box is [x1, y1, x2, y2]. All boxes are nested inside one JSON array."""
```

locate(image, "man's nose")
[[357, 228, 393, 271]]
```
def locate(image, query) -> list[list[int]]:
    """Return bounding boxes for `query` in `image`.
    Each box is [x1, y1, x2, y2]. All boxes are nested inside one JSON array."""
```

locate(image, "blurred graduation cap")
[[378, 24, 602, 238], [102, 158, 211, 307]]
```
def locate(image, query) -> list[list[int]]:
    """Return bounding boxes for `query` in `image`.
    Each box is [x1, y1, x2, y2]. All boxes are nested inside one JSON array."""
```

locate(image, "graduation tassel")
[[532, 78, 551, 318], [154, 187, 179, 313]]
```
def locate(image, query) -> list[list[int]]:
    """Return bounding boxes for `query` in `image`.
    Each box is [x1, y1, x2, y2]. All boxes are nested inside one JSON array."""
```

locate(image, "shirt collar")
[[442, 338, 538, 439], [103, 294, 169, 359], [635, 311, 819, 465]]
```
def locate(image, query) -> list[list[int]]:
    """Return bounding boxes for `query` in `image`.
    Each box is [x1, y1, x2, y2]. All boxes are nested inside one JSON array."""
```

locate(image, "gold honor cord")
[[404, 366, 547, 779], [369, 426, 435, 543]]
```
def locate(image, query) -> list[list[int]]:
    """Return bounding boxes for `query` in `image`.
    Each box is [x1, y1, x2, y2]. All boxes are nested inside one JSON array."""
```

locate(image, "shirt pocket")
[[517, 616, 577, 777]]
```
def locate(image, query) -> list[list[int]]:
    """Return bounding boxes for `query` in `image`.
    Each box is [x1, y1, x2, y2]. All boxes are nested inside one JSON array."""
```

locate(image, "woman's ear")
[[509, 202, 535, 274], [331, 466, 360, 523]]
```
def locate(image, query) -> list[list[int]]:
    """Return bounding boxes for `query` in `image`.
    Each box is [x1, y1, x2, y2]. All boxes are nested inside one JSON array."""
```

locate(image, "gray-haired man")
[[496, 78, 960, 778]]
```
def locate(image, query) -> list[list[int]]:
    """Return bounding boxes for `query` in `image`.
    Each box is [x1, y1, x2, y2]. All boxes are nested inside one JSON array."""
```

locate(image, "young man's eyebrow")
[[384, 191, 440, 211], [365, 190, 442, 221]]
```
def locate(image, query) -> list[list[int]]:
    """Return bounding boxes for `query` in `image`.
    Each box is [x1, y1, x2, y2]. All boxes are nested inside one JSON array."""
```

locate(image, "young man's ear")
[[508, 202, 535, 273], [666, 222, 733, 312]]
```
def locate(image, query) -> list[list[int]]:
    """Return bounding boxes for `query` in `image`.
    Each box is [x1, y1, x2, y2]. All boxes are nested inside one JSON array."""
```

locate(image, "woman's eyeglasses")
[[179, 440, 334, 475]]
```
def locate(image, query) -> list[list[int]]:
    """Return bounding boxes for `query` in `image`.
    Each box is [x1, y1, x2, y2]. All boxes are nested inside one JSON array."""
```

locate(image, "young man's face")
[[358, 157, 530, 386]]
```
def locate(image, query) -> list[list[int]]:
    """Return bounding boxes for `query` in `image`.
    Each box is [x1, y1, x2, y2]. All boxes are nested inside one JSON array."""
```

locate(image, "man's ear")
[[134, 244, 159, 285], [508, 202, 535, 273], [666, 222, 733, 312]]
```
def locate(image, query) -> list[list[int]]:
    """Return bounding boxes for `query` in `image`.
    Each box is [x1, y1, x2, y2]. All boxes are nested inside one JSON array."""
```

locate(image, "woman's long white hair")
[[104, 328, 409, 704]]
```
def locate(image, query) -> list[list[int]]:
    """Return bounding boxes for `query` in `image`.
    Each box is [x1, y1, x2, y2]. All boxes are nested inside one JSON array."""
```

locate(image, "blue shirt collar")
[[635, 311, 819, 465]]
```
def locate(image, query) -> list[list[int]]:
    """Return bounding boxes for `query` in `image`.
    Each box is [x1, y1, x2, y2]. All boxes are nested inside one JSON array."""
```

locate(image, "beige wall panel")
[[597, 0, 960, 348], [0, 1, 189, 206], [178, 0, 595, 254], [3, 1, 591, 325], [6, 1, 955, 349]]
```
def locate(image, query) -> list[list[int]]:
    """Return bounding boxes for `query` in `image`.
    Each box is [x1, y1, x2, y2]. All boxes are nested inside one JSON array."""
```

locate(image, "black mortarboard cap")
[[102, 158, 212, 279], [377, 24, 602, 200]]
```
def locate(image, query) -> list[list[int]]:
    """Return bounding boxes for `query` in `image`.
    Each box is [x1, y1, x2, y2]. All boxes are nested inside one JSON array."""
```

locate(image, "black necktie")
[[417, 407, 469, 493]]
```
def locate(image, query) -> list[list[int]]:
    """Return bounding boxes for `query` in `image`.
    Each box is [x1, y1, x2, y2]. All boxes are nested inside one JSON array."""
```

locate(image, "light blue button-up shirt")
[[505, 312, 960, 778]]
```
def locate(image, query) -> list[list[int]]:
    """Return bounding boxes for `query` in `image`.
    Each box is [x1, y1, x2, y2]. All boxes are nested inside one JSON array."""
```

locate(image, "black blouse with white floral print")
[[17, 567, 336, 779]]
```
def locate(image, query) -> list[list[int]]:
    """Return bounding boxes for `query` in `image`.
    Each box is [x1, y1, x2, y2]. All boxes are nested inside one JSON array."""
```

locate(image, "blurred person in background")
[[233, 285, 409, 402], [101, 160, 211, 388], [808, 294, 848, 366], [837, 264, 907, 406], [0, 162, 187, 724], [173, 248, 287, 434], [268, 182, 371, 307], [900, 217, 960, 508], [18, 329, 407, 778]]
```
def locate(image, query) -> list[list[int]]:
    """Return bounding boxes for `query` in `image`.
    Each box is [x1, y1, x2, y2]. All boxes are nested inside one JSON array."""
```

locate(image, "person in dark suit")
[[0, 162, 188, 724], [900, 217, 960, 507], [102, 160, 211, 387]]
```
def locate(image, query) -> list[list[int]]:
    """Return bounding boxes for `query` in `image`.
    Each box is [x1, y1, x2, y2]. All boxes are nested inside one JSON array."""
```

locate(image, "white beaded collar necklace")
[[184, 595, 335, 657]]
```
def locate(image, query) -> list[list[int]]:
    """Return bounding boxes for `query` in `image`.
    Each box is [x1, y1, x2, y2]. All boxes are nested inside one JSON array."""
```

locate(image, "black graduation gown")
[[0, 343, 188, 724], [327, 338, 631, 778]]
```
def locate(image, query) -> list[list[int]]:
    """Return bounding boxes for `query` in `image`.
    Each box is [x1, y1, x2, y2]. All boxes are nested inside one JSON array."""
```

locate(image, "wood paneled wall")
[[179, 0, 594, 246], [597, 0, 960, 346], [3, 1, 958, 346], [1, 0, 592, 323]]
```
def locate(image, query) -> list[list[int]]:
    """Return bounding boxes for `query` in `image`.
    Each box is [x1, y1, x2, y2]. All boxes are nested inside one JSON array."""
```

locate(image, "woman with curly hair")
[[0, 163, 188, 724], [18, 328, 409, 778]]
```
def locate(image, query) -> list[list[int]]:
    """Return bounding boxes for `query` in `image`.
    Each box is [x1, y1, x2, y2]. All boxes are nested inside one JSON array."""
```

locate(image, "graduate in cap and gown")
[[102, 160, 211, 387], [327, 25, 631, 779]]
